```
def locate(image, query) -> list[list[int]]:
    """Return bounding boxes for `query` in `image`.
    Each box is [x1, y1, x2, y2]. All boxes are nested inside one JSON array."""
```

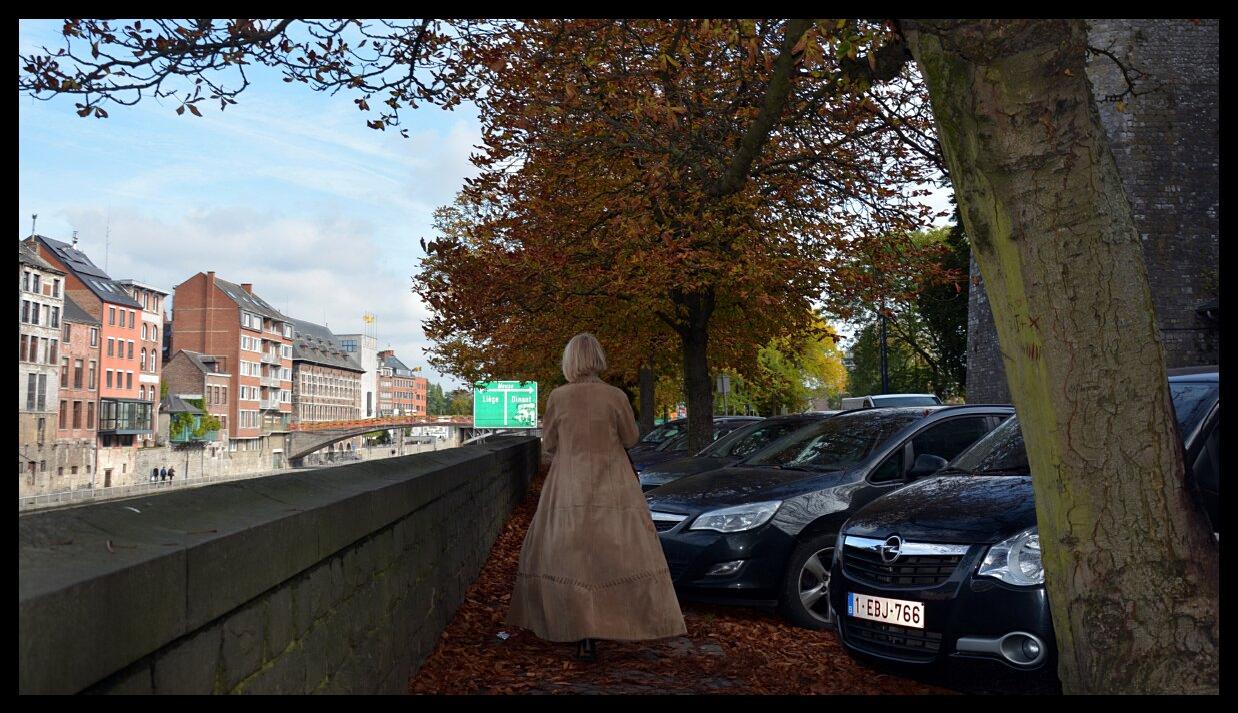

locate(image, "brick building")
[[52, 295, 100, 490], [118, 279, 170, 445], [25, 235, 151, 488], [287, 317, 364, 424], [19, 245, 65, 495], [377, 349, 419, 417], [171, 272, 293, 463], [162, 350, 232, 447], [965, 19, 1219, 402]]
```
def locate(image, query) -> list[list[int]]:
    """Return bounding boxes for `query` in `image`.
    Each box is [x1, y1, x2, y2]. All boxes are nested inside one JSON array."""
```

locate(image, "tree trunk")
[[638, 361, 655, 435], [676, 290, 715, 453], [904, 19, 1218, 694]]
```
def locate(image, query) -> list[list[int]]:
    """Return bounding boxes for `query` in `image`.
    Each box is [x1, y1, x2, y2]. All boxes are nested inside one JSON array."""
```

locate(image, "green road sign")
[[473, 381, 539, 429]]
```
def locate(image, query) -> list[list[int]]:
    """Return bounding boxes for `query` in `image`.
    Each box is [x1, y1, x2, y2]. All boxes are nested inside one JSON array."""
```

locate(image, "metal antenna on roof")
[[71, 230, 79, 248]]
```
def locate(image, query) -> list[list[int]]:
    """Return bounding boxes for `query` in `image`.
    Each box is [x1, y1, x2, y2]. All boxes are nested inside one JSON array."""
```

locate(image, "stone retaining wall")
[[18, 435, 540, 694]]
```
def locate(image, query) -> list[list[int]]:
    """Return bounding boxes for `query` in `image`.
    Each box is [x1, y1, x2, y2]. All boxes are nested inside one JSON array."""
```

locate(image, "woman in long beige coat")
[[506, 333, 686, 660]]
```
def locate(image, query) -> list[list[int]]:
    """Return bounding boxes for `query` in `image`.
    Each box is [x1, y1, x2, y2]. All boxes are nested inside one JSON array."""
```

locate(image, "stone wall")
[[18, 435, 540, 694], [965, 19, 1219, 403]]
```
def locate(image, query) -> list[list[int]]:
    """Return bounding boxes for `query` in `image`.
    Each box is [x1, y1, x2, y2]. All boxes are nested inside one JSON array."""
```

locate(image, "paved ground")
[[408, 468, 972, 695]]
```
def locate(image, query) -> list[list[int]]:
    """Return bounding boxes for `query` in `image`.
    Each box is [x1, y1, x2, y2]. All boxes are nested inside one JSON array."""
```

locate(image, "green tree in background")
[[725, 318, 848, 415], [839, 218, 970, 400]]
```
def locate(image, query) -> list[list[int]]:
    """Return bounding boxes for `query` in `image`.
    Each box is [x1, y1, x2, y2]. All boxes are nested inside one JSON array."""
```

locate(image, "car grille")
[[843, 618, 943, 662], [654, 519, 679, 532], [843, 548, 963, 587]]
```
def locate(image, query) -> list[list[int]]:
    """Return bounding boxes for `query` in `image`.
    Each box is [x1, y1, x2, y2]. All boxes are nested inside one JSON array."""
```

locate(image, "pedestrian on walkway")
[[168, 466, 176, 482], [160, 466, 167, 483], [506, 333, 685, 662], [150, 467, 158, 484]]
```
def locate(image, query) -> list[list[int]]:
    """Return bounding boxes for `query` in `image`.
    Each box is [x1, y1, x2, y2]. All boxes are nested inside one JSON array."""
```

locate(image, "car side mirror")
[[908, 454, 948, 480]]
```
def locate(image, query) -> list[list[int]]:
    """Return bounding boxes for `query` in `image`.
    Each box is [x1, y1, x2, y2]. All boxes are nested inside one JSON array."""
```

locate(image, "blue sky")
[[18, 19, 482, 389]]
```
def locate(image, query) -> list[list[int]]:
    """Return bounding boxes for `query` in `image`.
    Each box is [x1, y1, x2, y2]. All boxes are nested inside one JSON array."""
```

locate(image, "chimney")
[[241, 283, 253, 294]]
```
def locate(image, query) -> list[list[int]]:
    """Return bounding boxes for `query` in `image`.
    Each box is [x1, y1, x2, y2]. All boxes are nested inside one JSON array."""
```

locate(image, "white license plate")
[[848, 592, 925, 629]]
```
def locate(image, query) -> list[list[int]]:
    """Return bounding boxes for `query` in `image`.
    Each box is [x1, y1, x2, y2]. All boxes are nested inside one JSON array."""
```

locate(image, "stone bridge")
[[286, 416, 477, 463]]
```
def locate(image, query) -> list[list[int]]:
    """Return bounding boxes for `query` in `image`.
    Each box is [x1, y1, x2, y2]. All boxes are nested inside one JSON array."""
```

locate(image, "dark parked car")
[[645, 405, 1013, 629], [829, 368, 1219, 676], [630, 417, 762, 473], [628, 418, 688, 455], [639, 413, 836, 492]]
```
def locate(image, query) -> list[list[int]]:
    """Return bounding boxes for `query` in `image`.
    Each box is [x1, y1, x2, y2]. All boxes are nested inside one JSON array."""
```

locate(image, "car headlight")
[[689, 501, 782, 533], [978, 527, 1043, 586]]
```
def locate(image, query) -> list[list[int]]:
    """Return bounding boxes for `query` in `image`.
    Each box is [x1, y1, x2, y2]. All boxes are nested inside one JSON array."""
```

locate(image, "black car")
[[829, 369, 1219, 675], [630, 417, 762, 473], [628, 418, 688, 455], [639, 413, 835, 493], [645, 405, 1013, 629]]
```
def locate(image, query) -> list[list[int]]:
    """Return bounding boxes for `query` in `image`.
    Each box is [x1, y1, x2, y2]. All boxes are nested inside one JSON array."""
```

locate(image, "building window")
[[19, 334, 27, 361], [74, 359, 83, 388], [126, 371, 133, 390], [107, 338, 115, 357], [88, 361, 97, 390], [32, 274, 40, 293], [87, 402, 95, 429], [128, 340, 134, 360], [61, 356, 69, 383], [129, 310, 136, 328], [59, 401, 67, 429], [22, 271, 29, 292], [106, 370, 113, 388], [49, 340, 58, 365], [50, 306, 60, 328], [63, 322, 71, 341], [21, 300, 29, 323], [53, 278, 60, 297], [139, 385, 145, 400], [73, 401, 82, 429], [142, 323, 148, 340], [109, 307, 116, 325], [26, 374, 36, 410], [37, 373, 47, 411], [71, 466, 78, 475], [32, 302, 40, 325], [150, 325, 157, 343], [140, 348, 147, 371], [90, 327, 98, 346]]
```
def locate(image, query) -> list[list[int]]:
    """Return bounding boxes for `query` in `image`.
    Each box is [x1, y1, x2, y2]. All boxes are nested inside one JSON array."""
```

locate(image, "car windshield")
[[743, 411, 922, 471], [1169, 381, 1219, 436], [656, 433, 689, 452], [870, 395, 939, 407], [948, 416, 1028, 475], [639, 422, 683, 445], [701, 420, 802, 459], [949, 381, 1219, 476]]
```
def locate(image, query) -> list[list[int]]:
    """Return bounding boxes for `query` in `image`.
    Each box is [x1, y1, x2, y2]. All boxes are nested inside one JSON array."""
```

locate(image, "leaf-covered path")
[[408, 467, 954, 695]]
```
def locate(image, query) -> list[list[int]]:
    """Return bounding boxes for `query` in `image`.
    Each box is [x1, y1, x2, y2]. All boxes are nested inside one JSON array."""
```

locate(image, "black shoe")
[[575, 638, 597, 662]]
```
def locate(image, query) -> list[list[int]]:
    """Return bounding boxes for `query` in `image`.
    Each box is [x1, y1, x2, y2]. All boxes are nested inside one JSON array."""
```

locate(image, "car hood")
[[631, 449, 688, 468], [843, 474, 1036, 545], [639, 456, 734, 482], [644, 464, 838, 511]]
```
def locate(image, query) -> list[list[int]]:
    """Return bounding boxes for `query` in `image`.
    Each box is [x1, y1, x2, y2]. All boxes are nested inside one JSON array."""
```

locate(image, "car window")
[[721, 421, 806, 460], [869, 448, 906, 483], [1170, 382, 1219, 436], [870, 396, 941, 407], [744, 411, 921, 471], [911, 417, 993, 462], [658, 434, 689, 452]]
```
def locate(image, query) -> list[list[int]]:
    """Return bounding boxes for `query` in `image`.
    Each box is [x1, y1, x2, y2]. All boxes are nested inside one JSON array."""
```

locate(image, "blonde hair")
[[561, 333, 608, 382]]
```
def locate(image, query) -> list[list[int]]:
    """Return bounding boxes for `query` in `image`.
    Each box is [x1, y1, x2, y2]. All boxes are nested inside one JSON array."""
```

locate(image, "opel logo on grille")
[[880, 535, 903, 563]]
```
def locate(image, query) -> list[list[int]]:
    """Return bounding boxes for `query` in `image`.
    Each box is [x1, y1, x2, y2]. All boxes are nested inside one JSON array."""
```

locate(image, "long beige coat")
[[505, 377, 687, 642]]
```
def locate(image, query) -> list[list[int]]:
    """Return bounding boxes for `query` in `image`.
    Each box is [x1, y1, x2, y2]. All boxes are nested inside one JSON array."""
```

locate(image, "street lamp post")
[[879, 313, 889, 394]]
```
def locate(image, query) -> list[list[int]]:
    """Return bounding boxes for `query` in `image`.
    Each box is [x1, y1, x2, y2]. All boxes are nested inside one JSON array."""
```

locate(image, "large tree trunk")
[[638, 361, 656, 435], [676, 290, 715, 453], [903, 19, 1218, 694]]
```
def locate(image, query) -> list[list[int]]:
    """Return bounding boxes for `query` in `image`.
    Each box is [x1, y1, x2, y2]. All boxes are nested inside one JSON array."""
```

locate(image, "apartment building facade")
[[172, 272, 293, 462], [118, 279, 169, 445], [288, 318, 364, 424], [52, 295, 100, 490], [19, 246, 65, 495], [377, 349, 420, 417], [26, 235, 154, 486]]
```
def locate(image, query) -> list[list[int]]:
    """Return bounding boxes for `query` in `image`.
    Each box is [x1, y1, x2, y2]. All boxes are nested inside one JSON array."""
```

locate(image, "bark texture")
[[903, 19, 1218, 694], [638, 362, 655, 435]]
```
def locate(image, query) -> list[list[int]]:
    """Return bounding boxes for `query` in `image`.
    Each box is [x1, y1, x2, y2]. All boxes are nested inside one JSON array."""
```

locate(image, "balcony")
[[259, 398, 282, 410], [260, 352, 281, 365], [260, 375, 281, 387], [262, 414, 291, 433]]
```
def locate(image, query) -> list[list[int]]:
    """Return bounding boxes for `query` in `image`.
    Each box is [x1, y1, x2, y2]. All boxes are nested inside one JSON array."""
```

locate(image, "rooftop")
[[61, 295, 100, 326], [30, 235, 142, 309], [286, 317, 365, 373]]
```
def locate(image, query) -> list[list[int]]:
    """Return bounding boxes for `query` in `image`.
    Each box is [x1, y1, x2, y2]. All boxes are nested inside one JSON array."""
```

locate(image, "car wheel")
[[779, 533, 837, 630]]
